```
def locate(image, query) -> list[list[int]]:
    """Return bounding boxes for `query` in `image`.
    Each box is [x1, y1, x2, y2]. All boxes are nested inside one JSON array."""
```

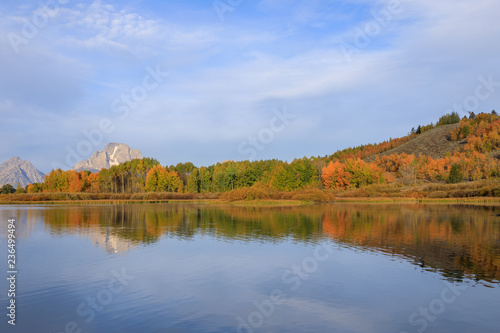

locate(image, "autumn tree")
[[344, 158, 384, 188], [146, 165, 182, 192], [27, 183, 43, 193], [322, 161, 351, 190], [43, 169, 70, 192], [68, 171, 84, 192]]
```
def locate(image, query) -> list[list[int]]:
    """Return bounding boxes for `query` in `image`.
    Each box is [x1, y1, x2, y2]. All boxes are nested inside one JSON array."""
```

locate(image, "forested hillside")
[[3, 111, 500, 201]]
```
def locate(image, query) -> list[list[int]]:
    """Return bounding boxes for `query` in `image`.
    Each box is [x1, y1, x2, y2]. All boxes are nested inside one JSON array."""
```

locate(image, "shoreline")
[[2, 197, 500, 206]]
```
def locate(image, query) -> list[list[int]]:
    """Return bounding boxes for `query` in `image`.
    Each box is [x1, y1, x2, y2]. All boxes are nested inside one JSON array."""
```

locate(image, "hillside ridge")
[[365, 123, 464, 161]]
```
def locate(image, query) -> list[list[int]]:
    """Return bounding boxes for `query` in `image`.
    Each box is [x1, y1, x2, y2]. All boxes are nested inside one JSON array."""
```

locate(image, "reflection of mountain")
[[0, 207, 43, 239], [39, 203, 500, 283], [81, 226, 137, 255]]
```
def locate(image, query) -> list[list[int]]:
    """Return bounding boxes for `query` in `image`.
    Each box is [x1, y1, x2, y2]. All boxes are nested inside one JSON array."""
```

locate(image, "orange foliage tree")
[[322, 161, 351, 190], [344, 158, 384, 188], [451, 112, 500, 153], [322, 159, 384, 190]]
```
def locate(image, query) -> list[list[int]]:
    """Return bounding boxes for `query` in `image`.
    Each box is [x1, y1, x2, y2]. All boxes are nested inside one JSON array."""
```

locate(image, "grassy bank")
[[333, 178, 500, 199], [1, 178, 499, 205], [0, 192, 219, 204]]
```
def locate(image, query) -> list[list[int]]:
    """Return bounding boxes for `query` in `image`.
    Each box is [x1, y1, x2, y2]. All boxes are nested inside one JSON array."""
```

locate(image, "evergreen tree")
[[447, 164, 464, 184], [0, 184, 15, 194]]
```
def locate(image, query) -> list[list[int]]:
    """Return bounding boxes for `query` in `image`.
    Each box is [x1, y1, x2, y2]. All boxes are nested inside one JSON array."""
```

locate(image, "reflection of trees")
[[41, 203, 500, 283], [42, 205, 327, 247], [321, 204, 500, 283]]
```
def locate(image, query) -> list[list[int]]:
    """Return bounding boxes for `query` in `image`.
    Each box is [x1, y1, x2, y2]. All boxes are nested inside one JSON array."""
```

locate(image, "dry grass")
[[2, 178, 499, 204], [0, 192, 220, 203], [221, 188, 335, 202], [333, 178, 500, 199], [366, 123, 463, 161]]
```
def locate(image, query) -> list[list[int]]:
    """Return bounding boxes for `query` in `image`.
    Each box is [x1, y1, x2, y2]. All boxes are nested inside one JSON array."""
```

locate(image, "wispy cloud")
[[1, 0, 500, 171]]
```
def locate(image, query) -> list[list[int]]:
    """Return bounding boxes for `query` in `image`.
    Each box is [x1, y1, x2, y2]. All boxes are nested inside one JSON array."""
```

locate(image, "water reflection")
[[38, 203, 500, 283]]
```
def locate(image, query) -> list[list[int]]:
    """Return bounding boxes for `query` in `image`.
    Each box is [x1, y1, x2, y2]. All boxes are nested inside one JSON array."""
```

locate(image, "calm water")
[[1, 203, 499, 333]]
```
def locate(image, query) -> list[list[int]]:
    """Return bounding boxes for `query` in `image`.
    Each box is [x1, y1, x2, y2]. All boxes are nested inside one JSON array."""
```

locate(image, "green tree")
[[199, 166, 213, 193], [447, 164, 464, 184], [270, 163, 298, 191], [16, 182, 25, 193], [187, 168, 200, 193], [1, 184, 15, 194], [438, 112, 461, 125], [173, 162, 196, 190]]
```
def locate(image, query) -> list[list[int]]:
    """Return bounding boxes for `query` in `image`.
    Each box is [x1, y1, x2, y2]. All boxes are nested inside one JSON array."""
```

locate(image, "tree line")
[[3, 112, 499, 196]]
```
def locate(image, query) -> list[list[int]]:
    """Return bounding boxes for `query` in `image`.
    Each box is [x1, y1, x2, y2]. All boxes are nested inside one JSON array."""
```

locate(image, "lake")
[[1, 203, 499, 333]]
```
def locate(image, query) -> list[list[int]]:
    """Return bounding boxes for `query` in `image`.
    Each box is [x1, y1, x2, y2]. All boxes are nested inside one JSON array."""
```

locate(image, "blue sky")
[[1, 0, 500, 173]]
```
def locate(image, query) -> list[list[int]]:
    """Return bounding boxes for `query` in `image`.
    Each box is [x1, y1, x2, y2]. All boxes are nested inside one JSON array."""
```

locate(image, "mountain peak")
[[0, 157, 45, 188], [72, 143, 143, 172], [4, 156, 22, 165]]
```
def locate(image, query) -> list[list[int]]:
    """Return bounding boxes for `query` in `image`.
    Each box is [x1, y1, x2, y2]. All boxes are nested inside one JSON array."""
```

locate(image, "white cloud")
[[56, 1, 217, 55], [2, 0, 500, 169]]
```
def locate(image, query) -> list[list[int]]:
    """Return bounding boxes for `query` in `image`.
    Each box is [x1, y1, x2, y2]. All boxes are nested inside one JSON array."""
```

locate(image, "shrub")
[[291, 189, 333, 202], [221, 186, 270, 202]]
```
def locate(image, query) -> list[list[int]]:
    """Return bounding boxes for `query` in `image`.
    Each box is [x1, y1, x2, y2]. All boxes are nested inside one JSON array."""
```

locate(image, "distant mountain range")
[[72, 143, 143, 172], [0, 157, 45, 188], [0, 143, 142, 188]]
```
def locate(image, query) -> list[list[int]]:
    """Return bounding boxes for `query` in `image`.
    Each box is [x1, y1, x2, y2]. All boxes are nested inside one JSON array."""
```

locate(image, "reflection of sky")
[[0, 207, 499, 333]]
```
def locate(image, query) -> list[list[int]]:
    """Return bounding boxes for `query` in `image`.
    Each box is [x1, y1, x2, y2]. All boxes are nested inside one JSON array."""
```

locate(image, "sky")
[[1, 0, 500, 173]]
